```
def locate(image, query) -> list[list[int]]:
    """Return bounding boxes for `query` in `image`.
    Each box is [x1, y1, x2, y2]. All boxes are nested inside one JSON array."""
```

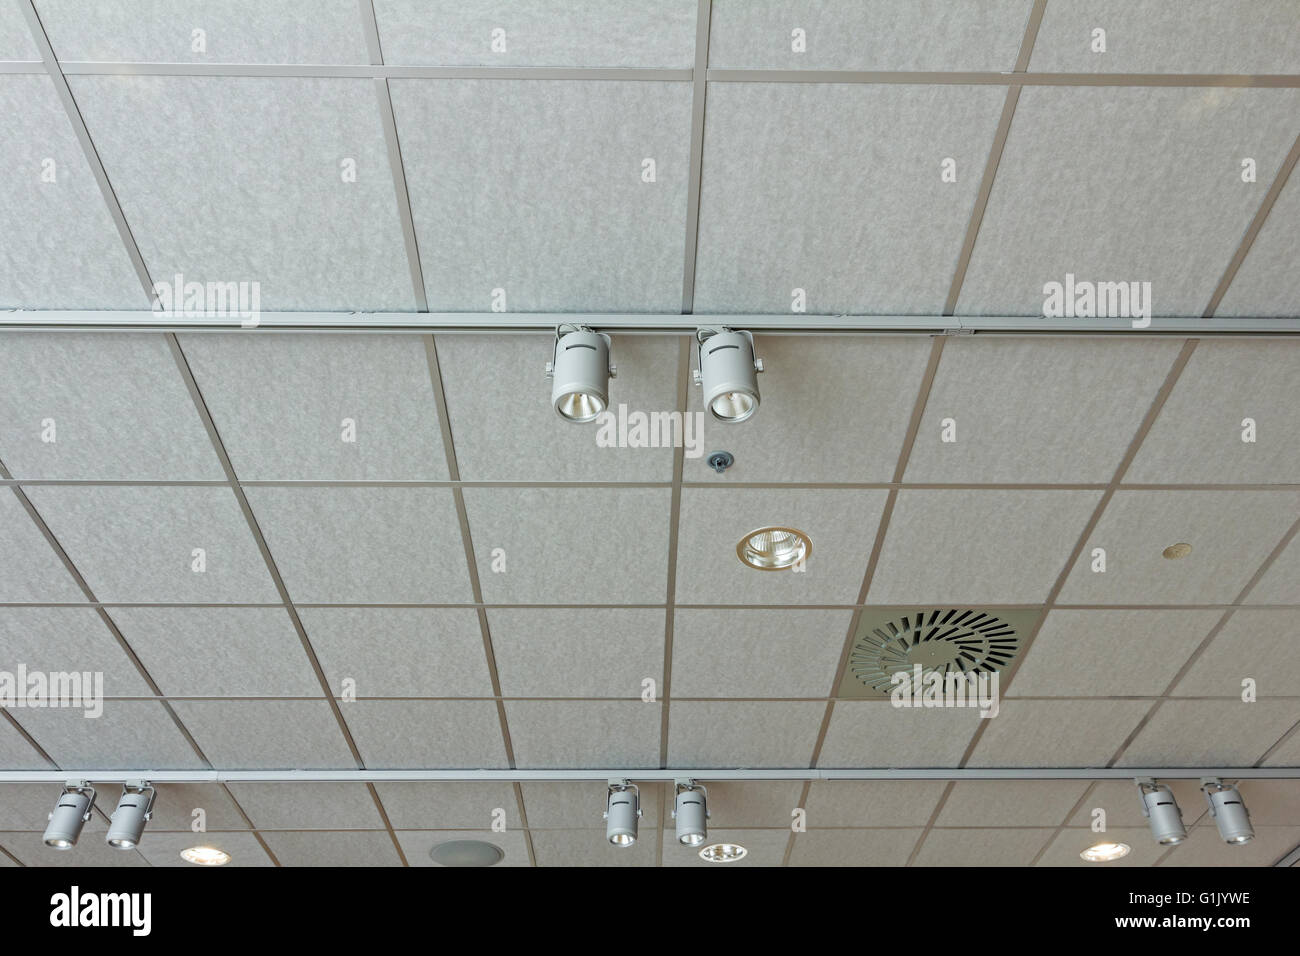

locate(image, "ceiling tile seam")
[[0, 845, 24, 867], [659, 338, 692, 767], [779, 781, 812, 866], [510, 781, 539, 867], [1274, 842, 1300, 867], [679, 0, 713, 314], [704, 71, 1300, 89], [807, 336, 947, 768], [17, 0, 157, 307], [1028, 780, 1100, 867], [165, 334, 366, 768], [903, 780, 956, 868], [655, 780, 667, 866], [956, 340, 1200, 767], [364, 781, 410, 867], [422, 336, 517, 768], [1013, 0, 1049, 74], [1203, 131, 1300, 317], [218, 783, 283, 867], [0, 709, 58, 770]]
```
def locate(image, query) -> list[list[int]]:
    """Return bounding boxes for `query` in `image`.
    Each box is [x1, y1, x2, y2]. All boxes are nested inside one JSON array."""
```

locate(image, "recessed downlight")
[[737, 526, 811, 571], [429, 839, 505, 867], [181, 845, 231, 866], [1079, 841, 1130, 863], [699, 842, 747, 863], [1162, 542, 1193, 559]]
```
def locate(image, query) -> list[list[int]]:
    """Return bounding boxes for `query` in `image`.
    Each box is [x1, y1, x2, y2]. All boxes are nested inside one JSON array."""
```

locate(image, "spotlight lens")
[[1227, 834, 1253, 845], [679, 832, 706, 847], [181, 846, 231, 866], [108, 838, 136, 849], [44, 838, 72, 849], [737, 527, 811, 571], [710, 390, 755, 422], [556, 391, 605, 423], [699, 843, 747, 863], [1158, 834, 1185, 846], [1080, 842, 1131, 862], [608, 833, 635, 847]]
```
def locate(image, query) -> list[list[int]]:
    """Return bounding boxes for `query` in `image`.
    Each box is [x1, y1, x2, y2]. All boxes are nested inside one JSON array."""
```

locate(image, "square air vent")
[[835, 607, 1042, 699]]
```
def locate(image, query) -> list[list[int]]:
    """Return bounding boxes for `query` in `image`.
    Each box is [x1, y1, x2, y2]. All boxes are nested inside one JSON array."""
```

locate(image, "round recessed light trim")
[[181, 845, 231, 866], [430, 839, 506, 867], [1079, 841, 1130, 863], [699, 842, 747, 863], [1162, 542, 1193, 560], [737, 526, 811, 571]]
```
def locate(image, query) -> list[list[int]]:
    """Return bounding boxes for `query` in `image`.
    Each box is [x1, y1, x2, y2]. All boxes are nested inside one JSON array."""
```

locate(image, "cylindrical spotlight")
[[604, 783, 640, 848], [546, 328, 614, 423], [1137, 781, 1186, 846], [42, 785, 95, 850], [674, 783, 708, 847], [694, 330, 763, 424], [106, 784, 155, 849], [1204, 781, 1254, 845]]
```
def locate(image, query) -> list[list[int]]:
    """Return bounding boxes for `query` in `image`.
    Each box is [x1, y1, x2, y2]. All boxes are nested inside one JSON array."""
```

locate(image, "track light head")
[[693, 329, 763, 423], [604, 781, 640, 848], [673, 781, 709, 847], [42, 783, 95, 850], [546, 327, 615, 423], [1202, 779, 1254, 845], [106, 783, 155, 849], [1136, 779, 1186, 846]]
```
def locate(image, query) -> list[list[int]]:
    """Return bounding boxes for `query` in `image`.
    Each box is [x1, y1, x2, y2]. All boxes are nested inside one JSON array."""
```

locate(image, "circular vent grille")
[[848, 608, 1021, 693]]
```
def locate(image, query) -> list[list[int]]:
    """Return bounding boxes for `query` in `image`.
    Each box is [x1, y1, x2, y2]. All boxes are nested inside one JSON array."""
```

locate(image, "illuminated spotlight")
[[545, 326, 615, 423], [181, 845, 231, 866], [106, 783, 155, 849], [673, 780, 709, 847], [693, 329, 764, 423], [1202, 779, 1254, 845], [604, 781, 641, 848], [1136, 779, 1186, 846], [699, 842, 746, 863], [1079, 841, 1131, 863], [42, 783, 96, 850]]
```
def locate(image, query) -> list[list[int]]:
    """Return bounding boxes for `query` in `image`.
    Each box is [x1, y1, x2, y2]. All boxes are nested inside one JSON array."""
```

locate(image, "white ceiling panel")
[[227, 782, 381, 830], [0, 3, 39, 60], [261, 829, 401, 867], [866, 489, 1101, 604], [504, 701, 661, 769], [802, 781, 947, 828], [693, 82, 1007, 315], [1218, 178, 1300, 317], [136, 830, 272, 867], [667, 701, 825, 768], [1056, 490, 1300, 605], [936, 781, 1090, 827], [789, 827, 921, 867], [342, 701, 508, 769], [966, 699, 1153, 768], [178, 333, 449, 480], [376, 782, 519, 830], [169, 700, 355, 769], [0, 489, 82, 602], [0, 726, 48, 771], [244, 486, 470, 604], [532, 828, 654, 867], [1262, 728, 1300, 767], [1163, 823, 1300, 868], [914, 827, 1055, 867], [374, 0, 697, 68], [956, 87, 1300, 316], [816, 701, 984, 768], [145, 782, 248, 831], [1250, 532, 1300, 605], [1231, 779, 1300, 826], [1172, 609, 1300, 698], [390, 79, 691, 312], [12, 700, 204, 769], [69, 75, 414, 310], [22, 485, 278, 603], [401, 828, 531, 868], [695, 781, 805, 828], [662, 827, 790, 867], [1116, 699, 1299, 767], [0, 606, 152, 697]]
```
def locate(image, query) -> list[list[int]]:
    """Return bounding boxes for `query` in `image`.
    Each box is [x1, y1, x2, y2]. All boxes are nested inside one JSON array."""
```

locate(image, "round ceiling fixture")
[[698, 842, 747, 863], [737, 526, 811, 571], [1162, 542, 1193, 560], [430, 839, 506, 867], [694, 329, 763, 424], [546, 327, 615, 424], [181, 845, 231, 866], [1079, 841, 1130, 863]]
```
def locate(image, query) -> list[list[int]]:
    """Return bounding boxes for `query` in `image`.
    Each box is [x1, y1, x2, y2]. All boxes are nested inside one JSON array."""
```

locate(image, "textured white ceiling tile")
[[12, 700, 205, 768], [22, 485, 278, 603], [261, 829, 402, 866], [179, 334, 448, 480], [1172, 609, 1300, 697], [0, 77, 146, 308], [1009, 609, 1222, 697], [1116, 699, 1299, 767], [1218, 180, 1300, 317], [0, 606, 152, 697], [709, 0, 1032, 70], [1068, 779, 1205, 829], [109, 607, 318, 697], [694, 83, 1006, 315], [914, 827, 1055, 867], [244, 486, 471, 603], [1056, 491, 1300, 605], [145, 782, 248, 831], [376, 782, 520, 830], [956, 87, 1300, 316], [1029, 0, 1300, 74], [691, 781, 806, 828], [435, 334, 678, 482], [35, 0, 370, 63], [137, 830, 272, 867], [299, 607, 491, 698], [488, 608, 664, 698], [401, 828, 531, 867], [0, 784, 103, 831], [532, 828, 653, 867], [683, 337, 933, 482], [170, 700, 356, 769], [391, 79, 691, 312], [505, 701, 661, 769], [0, 490, 82, 602], [0, 3, 39, 60], [69, 75, 414, 310], [967, 699, 1153, 768], [0, 830, 147, 866], [803, 781, 947, 827], [670, 608, 850, 698], [667, 701, 825, 768], [675, 488, 888, 605], [867, 490, 1101, 604], [661, 827, 790, 867], [0, 333, 221, 479], [1227, 780, 1300, 826], [520, 781, 663, 830], [0, 722, 51, 770], [227, 782, 381, 830], [1037, 826, 1169, 867], [1164, 823, 1300, 868], [905, 338, 1183, 483], [1126, 341, 1300, 483], [1262, 727, 1300, 767], [1250, 532, 1300, 605], [817, 701, 983, 768], [790, 828, 922, 867], [464, 487, 671, 605], [937, 781, 1090, 828], [342, 701, 508, 769], [375, 0, 697, 67]]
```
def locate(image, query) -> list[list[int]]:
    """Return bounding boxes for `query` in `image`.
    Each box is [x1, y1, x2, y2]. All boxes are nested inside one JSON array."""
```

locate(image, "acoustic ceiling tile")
[[789, 828, 922, 867], [505, 701, 661, 770], [0, 606, 153, 698], [0, 490, 83, 602], [375, 782, 519, 831], [1250, 531, 1300, 605], [802, 781, 948, 828], [1172, 609, 1300, 697], [342, 701, 509, 770], [668, 700, 826, 769], [966, 699, 1154, 768], [1163, 823, 1300, 868], [226, 782, 382, 830], [260, 829, 402, 867], [1115, 699, 1299, 767], [11, 700, 205, 769], [914, 827, 1056, 867], [817, 701, 984, 768], [1217, 178, 1300, 317], [531, 828, 654, 867], [936, 781, 1091, 828], [169, 700, 357, 770]]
